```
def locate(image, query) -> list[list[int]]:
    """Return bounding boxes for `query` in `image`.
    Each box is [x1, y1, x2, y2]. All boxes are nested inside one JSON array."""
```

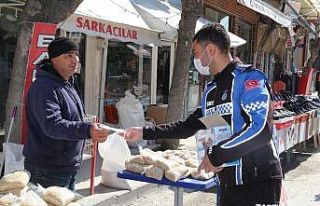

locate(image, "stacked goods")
[[0, 193, 17, 206], [145, 165, 164, 181], [0, 170, 30, 196], [20, 190, 47, 206], [190, 169, 214, 181], [125, 148, 214, 182], [0, 170, 83, 206], [42, 186, 76, 206]]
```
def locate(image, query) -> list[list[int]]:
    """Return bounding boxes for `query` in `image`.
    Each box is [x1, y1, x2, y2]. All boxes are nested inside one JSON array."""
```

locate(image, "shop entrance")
[[157, 46, 170, 104]]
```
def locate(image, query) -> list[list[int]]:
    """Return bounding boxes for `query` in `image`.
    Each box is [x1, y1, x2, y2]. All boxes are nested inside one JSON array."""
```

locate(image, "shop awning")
[[300, 0, 320, 21], [59, 0, 160, 45], [132, 0, 180, 41], [132, 0, 246, 47], [284, 1, 316, 36], [237, 0, 292, 28]]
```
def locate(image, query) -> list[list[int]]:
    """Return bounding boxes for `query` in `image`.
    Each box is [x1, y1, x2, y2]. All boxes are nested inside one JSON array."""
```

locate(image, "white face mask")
[[193, 58, 210, 75], [193, 46, 212, 76]]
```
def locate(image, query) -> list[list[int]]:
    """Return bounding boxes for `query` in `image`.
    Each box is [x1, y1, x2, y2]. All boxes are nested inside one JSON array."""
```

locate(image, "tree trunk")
[[161, 0, 203, 149], [5, 0, 83, 143]]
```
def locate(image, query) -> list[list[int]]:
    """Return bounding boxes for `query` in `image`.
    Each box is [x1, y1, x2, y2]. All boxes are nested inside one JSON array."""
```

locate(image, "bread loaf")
[[42, 186, 75, 206], [190, 169, 214, 180], [125, 155, 145, 165], [21, 190, 47, 206], [0, 170, 30, 191], [125, 163, 148, 174], [0, 193, 17, 206], [154, 157, 179, 171], [165, 165, 190, 182], [145, 165, 164, 181]]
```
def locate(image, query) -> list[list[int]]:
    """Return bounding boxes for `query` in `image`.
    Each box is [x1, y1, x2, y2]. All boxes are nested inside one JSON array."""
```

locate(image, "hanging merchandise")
[[116, 90, 145, 129], [104, 102, 119, 124], [297, 68, 314, 95]]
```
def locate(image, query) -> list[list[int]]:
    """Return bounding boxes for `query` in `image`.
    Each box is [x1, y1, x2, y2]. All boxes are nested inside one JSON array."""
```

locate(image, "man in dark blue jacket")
[[123, 23, 282, 205], [23, 37, 109, 190]]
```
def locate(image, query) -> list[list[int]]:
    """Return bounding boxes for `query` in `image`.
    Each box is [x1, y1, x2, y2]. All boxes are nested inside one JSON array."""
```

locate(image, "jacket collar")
[[36, 59, 74, 84]]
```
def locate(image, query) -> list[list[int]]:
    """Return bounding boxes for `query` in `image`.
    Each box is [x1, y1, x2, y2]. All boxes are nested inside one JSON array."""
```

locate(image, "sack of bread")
[[42, 186, 75, 206], [184, 158, 198, 168], [125, 155, 145, 165], [3, 185, 28, 197], [154, 157, 179, 171], [145, 165, 164, 181], [163, 154, 185, 165], [190, 169, 214, 180], [65, 202, 83, 206], [142, 154, 162, 165], [125, 162, 148, 174], [0, 170, 30, 192], [21, 190, 47, 206], [0, 193, 17, 206], [165, 165, 190, 182]]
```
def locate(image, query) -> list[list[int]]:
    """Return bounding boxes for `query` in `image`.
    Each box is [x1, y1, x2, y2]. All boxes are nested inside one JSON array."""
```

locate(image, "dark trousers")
[[219, 179, 282, 206], [24, 162, 78, 190]]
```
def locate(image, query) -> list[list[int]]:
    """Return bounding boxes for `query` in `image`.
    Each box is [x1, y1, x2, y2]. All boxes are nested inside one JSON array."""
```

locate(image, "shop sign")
[[237, 0, 292, 27], [76, 16, 138, 40], [60, 14, 161, 45], [59, 14, 160, 45], [21, 22, 57, 144]]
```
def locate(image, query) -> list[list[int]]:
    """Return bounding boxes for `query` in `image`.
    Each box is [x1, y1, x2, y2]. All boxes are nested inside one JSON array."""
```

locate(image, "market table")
[[117, 170, 219, 206]]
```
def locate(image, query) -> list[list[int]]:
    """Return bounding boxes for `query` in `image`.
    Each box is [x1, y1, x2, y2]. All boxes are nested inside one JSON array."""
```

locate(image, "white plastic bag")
[[98, 133, 134, 190], [3, 143, 24, 175], [116, 90, 145, 129]]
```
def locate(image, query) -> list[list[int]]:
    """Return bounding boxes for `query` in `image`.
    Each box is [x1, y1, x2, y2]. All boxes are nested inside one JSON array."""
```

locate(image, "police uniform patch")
[[245, 80, 260, 90], [221, 90, 228, 101]]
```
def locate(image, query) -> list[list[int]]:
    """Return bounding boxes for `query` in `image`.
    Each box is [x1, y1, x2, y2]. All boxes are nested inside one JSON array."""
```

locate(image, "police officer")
[[123, 23, 282, 206]]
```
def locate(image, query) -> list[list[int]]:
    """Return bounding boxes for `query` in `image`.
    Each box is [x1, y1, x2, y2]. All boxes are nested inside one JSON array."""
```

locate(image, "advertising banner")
[[21, 22, 56, 144]]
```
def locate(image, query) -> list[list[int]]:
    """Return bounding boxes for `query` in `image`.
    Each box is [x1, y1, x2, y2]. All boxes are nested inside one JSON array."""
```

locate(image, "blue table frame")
[[117, 170, 219, 206]]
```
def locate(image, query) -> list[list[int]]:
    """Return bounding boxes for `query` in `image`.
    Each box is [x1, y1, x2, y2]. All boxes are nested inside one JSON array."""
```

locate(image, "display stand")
[[118, 170, 219, 206]]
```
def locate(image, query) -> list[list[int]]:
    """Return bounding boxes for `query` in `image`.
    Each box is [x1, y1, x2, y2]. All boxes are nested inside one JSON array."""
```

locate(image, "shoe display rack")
[[272, 91, 320, 156]]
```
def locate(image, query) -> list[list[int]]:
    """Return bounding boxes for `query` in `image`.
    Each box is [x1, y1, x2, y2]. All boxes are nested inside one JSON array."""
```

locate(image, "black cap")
[[48, 37, 79, 59]]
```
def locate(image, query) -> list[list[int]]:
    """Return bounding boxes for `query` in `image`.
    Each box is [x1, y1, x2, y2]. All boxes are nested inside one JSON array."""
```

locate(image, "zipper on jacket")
[[254, 166, 258, 177]]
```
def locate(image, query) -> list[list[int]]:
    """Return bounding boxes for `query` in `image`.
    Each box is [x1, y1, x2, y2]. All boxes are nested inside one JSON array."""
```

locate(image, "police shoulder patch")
[[245, 80, 260, 90]]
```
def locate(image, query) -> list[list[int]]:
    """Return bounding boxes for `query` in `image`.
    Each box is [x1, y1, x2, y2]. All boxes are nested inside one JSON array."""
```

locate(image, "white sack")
[[116, 90, 145, 129], [98, 133, 134, 190]]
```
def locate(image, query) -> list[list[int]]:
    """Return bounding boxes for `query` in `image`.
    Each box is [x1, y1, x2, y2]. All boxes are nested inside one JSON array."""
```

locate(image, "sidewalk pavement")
[[281, 145, 320, 206]]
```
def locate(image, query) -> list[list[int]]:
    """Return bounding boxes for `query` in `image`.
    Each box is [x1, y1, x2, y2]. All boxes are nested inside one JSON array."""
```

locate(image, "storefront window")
[[105, 41, 152, 104], [205, 7, 230, 31], [237, 20, 253, 64]]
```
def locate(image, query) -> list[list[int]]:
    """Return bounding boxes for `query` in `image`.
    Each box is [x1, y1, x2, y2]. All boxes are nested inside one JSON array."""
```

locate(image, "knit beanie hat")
[[48, 37, 79, 59]]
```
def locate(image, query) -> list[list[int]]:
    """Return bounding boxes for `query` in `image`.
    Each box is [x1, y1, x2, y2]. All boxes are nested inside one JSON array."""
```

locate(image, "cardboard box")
[[146, 104, 168, 124]]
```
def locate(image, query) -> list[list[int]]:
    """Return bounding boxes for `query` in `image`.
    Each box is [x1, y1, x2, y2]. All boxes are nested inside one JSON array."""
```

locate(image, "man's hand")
[[199, 154, 223, 173], [90, 123, 108, 143], [120, 127, 143, 142]]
